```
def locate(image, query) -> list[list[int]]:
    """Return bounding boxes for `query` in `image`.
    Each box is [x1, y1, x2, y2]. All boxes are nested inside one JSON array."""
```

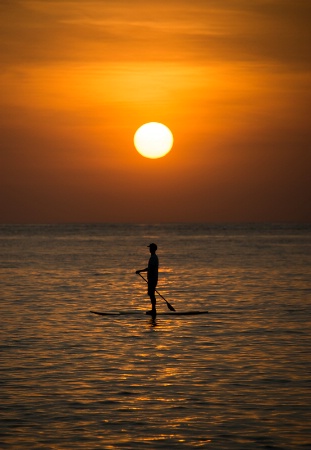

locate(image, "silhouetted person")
[[136, 243, 159, 317]]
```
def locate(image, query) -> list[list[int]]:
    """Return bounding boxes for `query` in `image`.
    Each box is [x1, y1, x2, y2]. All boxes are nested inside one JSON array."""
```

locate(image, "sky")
[[1, 0, 310, 223]]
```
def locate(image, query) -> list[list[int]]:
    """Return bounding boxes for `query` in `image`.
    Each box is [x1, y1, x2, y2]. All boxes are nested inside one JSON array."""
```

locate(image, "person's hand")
[[135, 270, 140, 274]]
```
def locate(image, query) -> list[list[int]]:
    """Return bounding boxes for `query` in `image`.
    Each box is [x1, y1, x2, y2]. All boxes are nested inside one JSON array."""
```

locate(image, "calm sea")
[[0, 223, 310, 449]]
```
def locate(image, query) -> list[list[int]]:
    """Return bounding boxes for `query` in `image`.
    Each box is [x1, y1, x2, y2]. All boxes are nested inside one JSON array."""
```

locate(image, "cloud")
[[1, 0, 310, 69]]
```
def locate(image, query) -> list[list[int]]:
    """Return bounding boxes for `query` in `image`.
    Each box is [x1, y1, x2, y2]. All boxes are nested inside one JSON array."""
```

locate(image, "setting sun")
[[134, 122, 174, 159]]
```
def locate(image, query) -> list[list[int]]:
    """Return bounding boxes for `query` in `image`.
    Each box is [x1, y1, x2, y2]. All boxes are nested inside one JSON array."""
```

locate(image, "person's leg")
[[148, 284, 156, 314], [150, 292, 156, 312]]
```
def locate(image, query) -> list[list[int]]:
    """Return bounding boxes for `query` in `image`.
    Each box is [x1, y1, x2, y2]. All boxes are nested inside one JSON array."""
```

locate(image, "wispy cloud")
[[1, 0, 310, 68]]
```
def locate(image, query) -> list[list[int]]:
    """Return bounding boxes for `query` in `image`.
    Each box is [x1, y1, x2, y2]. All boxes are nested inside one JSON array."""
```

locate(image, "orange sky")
[[1, 0, 310, 223]]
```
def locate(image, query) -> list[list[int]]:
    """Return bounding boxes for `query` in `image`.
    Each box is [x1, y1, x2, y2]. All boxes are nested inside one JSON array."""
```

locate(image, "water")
[[1, 223, 310, 449]]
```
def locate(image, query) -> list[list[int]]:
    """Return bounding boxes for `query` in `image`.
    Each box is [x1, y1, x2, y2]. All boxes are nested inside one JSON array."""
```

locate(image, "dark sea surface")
[[0, 223, 310, 449]]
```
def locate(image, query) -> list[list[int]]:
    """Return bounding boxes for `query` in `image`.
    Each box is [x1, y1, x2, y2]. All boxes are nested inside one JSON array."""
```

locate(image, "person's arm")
[[136, 267, 148, 274]]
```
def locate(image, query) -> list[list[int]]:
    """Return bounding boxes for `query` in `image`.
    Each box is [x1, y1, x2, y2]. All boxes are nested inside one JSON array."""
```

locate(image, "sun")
[[134, 122, 173, 159]]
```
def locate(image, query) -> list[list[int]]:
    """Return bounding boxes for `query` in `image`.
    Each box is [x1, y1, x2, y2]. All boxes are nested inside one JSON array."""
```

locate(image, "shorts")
[[148, 283, 157, 296]]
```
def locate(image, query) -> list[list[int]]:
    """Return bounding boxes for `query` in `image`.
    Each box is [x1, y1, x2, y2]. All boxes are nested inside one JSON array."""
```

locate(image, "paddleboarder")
[[136, 243, 159, 317]]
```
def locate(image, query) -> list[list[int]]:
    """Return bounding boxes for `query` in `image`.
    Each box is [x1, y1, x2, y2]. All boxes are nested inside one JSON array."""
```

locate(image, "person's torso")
[[148, 254, 158, 282]]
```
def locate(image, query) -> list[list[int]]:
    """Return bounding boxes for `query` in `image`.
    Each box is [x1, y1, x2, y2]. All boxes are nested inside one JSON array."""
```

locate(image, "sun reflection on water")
[[1, 224, 310, 448]]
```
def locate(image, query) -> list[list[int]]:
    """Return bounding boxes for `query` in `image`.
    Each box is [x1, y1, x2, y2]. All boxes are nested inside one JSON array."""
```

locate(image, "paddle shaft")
[[137, 272, 175, 311]]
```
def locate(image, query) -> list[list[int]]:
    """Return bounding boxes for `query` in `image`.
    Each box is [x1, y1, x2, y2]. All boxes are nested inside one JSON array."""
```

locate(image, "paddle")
[[137, 272, 176, 312]]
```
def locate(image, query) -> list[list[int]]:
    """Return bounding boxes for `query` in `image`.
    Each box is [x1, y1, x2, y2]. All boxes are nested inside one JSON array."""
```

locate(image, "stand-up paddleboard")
[[90, 310, 208, 317]]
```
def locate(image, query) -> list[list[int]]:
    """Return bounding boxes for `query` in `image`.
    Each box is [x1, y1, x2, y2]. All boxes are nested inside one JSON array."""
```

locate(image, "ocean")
[[1, 223, 310, 449]]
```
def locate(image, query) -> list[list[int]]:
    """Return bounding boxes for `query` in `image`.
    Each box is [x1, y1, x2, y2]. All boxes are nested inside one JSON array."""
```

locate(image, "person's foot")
[[146, 309, 157, 318]]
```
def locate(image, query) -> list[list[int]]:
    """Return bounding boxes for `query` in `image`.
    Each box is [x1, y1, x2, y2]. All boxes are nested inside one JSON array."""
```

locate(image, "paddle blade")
[[166, 301, 176, 312]]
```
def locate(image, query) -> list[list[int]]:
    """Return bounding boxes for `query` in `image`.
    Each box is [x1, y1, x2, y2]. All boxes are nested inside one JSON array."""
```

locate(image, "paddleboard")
[[90, 310, 208, 316]]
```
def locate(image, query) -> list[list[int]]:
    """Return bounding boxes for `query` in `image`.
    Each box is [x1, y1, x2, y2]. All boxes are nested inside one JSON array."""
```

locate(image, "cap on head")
[[147, 243, 157, 251]]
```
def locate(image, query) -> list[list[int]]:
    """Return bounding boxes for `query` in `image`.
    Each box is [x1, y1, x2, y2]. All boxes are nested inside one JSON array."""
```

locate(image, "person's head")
[[148, 243, 157, 253]]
